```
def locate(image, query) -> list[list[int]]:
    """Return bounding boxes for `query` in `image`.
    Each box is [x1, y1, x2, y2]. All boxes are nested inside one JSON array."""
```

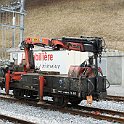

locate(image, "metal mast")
[[20, 0, 25, 44], [0, 0, 26, 59]]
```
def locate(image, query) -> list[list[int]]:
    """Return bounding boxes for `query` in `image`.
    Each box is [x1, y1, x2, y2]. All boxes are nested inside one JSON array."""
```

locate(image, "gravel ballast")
[[0, 99, 122, 124]]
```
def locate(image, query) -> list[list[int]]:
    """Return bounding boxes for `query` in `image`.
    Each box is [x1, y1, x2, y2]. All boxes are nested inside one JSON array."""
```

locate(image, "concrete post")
[[122, 55, 124, 87]]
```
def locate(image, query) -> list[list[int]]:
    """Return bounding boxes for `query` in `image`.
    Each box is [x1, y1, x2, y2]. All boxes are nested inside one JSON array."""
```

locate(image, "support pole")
[[38, 76, 45, 104], [20, 0, 25, 43], [5, 70, 10, 95], [94, 53, 99, 92], [12, 12, 16, 48]]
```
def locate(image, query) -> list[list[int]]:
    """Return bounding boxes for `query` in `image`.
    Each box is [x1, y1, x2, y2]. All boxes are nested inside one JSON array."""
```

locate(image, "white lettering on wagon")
[[35, 64, 60, 69]]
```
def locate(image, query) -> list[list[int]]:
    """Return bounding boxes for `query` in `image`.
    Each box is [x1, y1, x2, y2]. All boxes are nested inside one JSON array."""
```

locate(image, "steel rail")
[[0, 114, 35, 124], [73, 105, 124, 117], [61, 107, 124, 124], [105, 95, 124, 102]]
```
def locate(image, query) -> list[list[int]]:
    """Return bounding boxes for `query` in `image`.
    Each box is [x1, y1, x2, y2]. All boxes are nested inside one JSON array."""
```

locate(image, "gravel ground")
[[0, 99, 120, 124], [80, 100, 124, 112], [79, 85, 124, 113], [0, 120, 13, 124]]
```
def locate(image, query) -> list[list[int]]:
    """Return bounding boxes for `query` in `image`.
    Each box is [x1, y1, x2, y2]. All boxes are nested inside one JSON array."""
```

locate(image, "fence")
[[0, 0, 25, 59]]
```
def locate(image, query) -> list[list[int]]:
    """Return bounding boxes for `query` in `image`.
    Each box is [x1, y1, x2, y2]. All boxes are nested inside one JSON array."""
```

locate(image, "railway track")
[[0, 93, 124, 123], [0, 113, 35, 124], [105, 95, 124, 102], [67, 105, 124, 123]]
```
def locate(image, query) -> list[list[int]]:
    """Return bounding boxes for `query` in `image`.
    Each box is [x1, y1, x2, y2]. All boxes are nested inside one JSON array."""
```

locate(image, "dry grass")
[[0, 0, 124, 51]]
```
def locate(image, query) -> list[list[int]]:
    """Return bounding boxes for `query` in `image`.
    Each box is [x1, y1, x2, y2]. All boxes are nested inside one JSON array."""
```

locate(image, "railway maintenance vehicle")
[[0, 36, 108, 106]]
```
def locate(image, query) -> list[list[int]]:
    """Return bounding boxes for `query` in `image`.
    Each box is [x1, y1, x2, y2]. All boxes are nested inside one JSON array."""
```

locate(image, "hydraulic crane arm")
[[21, 37, 50, 71], [51, 36, 104, 54], [21, 36, 105, 71]]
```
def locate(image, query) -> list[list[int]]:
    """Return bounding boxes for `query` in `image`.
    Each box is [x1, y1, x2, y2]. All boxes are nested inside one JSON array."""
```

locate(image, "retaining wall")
[[101, 51, 124, 86]]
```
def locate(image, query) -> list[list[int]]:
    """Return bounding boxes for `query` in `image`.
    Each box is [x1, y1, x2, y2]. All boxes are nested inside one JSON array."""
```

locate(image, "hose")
[[87, 78, 94, 95], [106, 78, 110, 89]]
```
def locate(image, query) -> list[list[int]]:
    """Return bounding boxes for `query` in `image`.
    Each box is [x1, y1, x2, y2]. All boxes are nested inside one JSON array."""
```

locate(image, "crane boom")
[[21, 36, 105, 71], [51, 36, 104, 54]]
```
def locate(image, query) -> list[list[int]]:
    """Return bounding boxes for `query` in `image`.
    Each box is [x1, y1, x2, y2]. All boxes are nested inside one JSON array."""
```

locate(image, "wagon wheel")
[[69, 98, 82, 106], [29, 90, 38, 100], [53, 95, 69, 107], [13, 88, 24, 99]]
